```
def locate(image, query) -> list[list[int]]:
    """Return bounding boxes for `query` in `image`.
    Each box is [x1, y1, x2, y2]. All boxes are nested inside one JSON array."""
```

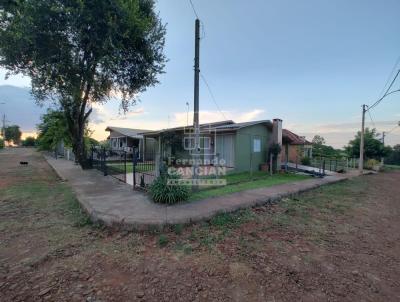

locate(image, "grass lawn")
[[384, 164, 400, 170], [107, 161, 155, 173], [3, 148, 400, 301], [189, 172, 310, 201]]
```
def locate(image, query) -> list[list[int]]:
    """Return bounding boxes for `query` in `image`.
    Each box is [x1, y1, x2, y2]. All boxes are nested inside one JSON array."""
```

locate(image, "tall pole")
[[382, 131, 386, 146], [192, 18, 200, 189], [1, 114, 5, 137], [359, 104, 366, 174]]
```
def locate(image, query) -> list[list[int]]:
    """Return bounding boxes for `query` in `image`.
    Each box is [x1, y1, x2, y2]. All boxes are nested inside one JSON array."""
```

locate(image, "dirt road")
[[1, 148, 400, 301]]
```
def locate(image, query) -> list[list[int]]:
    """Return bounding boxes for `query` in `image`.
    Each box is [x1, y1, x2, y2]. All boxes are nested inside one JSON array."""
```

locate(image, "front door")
[[215, 134, 235, 168]]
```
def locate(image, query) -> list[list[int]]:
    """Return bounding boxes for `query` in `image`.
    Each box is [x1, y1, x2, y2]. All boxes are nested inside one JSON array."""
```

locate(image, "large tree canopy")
[[36, 109, 71, 151], [4, 125, 22, 145], [0, 0, 166, 167], [345, 128, 389, 159]]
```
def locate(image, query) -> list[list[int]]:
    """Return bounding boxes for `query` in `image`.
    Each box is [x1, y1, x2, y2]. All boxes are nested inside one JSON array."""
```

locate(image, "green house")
[[142, 119, 283, 173]]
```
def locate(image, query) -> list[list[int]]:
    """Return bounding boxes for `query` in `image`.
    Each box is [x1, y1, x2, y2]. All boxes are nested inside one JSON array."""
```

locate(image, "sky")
[[1, 0, 400, 147]]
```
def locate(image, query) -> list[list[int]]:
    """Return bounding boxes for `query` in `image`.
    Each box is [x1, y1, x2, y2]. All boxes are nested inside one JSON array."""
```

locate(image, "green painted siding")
[[234, 124, 271, 172]]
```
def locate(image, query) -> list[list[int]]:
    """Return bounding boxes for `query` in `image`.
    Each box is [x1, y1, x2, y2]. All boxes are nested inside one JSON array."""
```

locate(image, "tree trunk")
[[65, 97, 92, 169]]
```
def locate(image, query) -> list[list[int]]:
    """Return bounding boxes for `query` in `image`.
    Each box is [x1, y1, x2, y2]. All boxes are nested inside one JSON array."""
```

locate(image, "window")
[[202, 137, 211, 150], [253, 138, 261, 153], [184, 137, 195, 150]]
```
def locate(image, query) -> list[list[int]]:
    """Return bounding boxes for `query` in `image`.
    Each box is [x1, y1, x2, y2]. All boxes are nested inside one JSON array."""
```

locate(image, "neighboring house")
[[281, 129, 312, 164], [105, 126, 156, 159], [142, 119, 283, 172]]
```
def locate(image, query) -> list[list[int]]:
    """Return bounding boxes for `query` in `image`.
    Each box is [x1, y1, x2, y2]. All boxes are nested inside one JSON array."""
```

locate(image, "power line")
[[188, 0, 199, 19], [367, 108, 376, 129], [200, 72, 228, 120], [378, 55, 400, 99], [368, 69, 400, 111], [387, 124, 399, 134]]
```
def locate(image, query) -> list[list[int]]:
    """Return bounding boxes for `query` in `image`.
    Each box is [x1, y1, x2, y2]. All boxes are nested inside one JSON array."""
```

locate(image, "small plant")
[[269, 143, 282, 158], [158, 234, 169, 247], [301, 157, 311, 166], [149, 173, 190, 204], [365, 159, 380, 170], [172, 224, 184, 235]]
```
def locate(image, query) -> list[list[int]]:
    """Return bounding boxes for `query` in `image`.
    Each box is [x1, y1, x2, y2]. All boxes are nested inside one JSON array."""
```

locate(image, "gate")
[[90, 147, 128, 183], [131, 149, 157, 189], [90, 147, 157, 189], [106, 150, 128, 183]]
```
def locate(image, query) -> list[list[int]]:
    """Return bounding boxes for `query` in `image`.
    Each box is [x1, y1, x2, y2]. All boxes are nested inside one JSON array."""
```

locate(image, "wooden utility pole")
[[1, 114, 6, 137], [192, 18, 200, 189], [381, 131, 386, 146], [359, 104, 366, 174]]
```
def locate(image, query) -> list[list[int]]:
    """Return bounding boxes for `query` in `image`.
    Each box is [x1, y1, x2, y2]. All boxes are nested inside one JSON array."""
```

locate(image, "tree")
[[4, 125, 22, 145], [311, 135, 342, 157], [312, 135, 325, 146], [0, 138, 4, 149], [22, 136, 36, 147], [385, 144, 400, 165], [345, 128, 387, 159], [36, 109, 71, 151], [0, 0, 166, 168]]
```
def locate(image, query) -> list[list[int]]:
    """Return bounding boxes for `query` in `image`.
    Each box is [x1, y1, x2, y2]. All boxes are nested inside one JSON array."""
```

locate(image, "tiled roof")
[[282, 129, 311, 145], [105, 126, 152, 139]]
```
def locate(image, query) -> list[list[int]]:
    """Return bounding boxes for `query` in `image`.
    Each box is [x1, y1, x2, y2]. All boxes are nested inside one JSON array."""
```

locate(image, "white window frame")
[[183, 137, 195, 150], [202, 137, 211, 150], [253, 137, 261, 153]]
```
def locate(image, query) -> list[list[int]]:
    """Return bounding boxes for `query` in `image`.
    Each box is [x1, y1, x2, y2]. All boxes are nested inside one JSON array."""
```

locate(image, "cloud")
[[88, 106, 267, 141], [173, 109, 266, 126], [286, 120, 400, 148]]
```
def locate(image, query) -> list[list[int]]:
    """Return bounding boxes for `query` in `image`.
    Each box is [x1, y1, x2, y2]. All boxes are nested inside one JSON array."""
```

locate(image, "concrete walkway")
[[46, 156, 356, 230], [286, 162, 338, 176]]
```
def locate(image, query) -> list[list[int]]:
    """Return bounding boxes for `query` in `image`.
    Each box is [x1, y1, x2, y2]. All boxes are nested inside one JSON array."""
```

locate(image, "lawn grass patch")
[[384, 164, 400, 170], [189, 173, 310, 201], [269, 177, 367, 243]]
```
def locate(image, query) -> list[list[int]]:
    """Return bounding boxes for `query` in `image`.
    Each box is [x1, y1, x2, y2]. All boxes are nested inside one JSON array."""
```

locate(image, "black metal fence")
[[89, 147, 157, 189], [132, 151, 157, 189]]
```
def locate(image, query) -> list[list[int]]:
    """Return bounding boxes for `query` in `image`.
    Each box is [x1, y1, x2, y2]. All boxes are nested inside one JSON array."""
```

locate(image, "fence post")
[[124, 151, 127, 183], [133, 150, 137, 189], [322, 159, 326, 175], [103, 147, 107, 176]]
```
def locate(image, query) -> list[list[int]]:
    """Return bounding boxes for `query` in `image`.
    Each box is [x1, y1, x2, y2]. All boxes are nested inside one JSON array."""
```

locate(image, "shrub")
[[301, 157, 311, 166], [0, 138, 4, 149], [365, 159, 381, 170], [149, 173, 190, 204], [22, 136, 36, 147], [158, 234, 169, 247]]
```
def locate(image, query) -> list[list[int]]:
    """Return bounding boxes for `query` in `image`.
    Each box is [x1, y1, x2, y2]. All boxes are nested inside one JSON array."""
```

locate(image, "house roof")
[[212, 120, 272, 130], [142, 120, 273, 137], [141, 120, 236, 136], [105, 126, 152, 139], [282, 129, 311, 145]]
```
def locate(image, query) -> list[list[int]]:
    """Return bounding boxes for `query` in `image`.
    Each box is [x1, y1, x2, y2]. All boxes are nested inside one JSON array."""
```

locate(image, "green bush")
[[158, 234, 169, 247], [149, 173, 190, 204], [365, 159, 380, 170], [22, 136, 36, 147], [301, 157, 311, 166], [0, 138, 4, 149]]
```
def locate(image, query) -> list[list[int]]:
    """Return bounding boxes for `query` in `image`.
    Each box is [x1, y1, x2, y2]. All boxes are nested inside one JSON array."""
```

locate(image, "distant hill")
[[0, 85, 50, 133]]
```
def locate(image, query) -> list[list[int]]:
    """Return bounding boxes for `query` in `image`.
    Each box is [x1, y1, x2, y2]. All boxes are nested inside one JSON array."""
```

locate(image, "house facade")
[[142, 119, 283, 173], [282, 129, 312, 164], [106, 126, 156, 159]]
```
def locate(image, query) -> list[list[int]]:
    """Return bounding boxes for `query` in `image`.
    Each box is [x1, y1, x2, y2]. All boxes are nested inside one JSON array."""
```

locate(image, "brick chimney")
[[272, 118, 283, 170]]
